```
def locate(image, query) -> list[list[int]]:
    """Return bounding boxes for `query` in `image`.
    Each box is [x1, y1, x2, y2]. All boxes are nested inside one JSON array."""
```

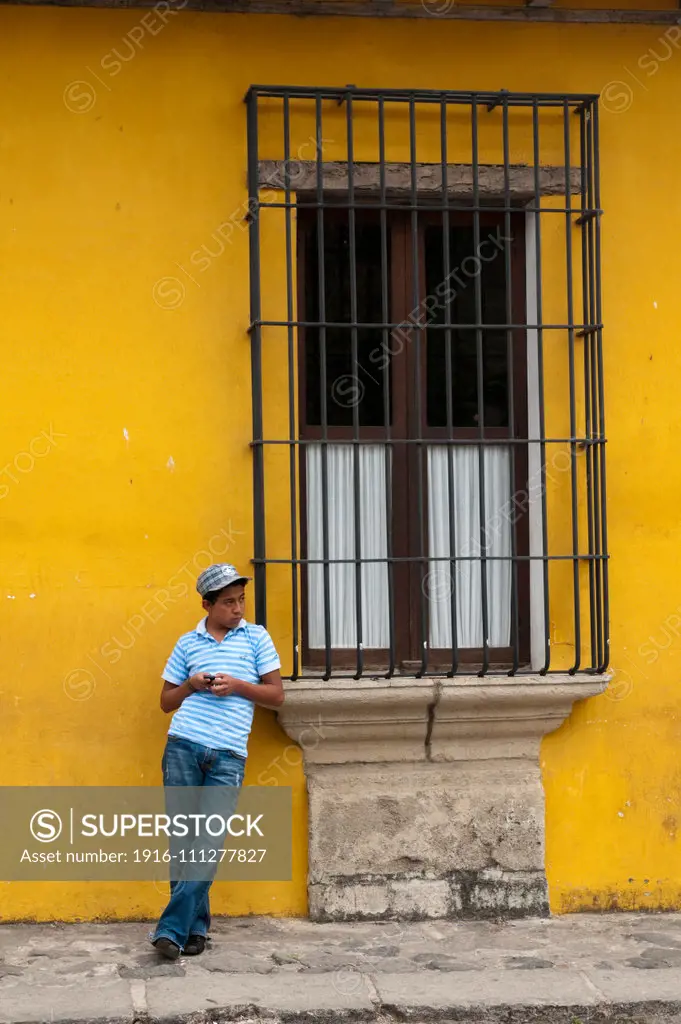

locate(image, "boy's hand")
[[210, 674, 243, 697], [187, 672, 214, 692]]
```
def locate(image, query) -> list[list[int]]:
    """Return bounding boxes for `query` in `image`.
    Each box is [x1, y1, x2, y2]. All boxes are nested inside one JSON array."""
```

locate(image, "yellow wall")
[[1, 4, 681, 919]]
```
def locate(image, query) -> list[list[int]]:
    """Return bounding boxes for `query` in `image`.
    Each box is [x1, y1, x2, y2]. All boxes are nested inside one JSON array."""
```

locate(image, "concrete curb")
[[6, 970, 681, 1024]]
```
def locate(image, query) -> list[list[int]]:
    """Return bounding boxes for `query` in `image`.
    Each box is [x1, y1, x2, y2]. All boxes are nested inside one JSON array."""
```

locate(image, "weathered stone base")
[[305, 757, 549, 922], [278, 675, 606, 922], [309, 869, 549, 922], [306, 759, 546, 879]]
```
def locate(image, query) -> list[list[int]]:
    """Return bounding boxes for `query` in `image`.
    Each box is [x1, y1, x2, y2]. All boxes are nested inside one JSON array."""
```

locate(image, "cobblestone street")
[[4, 913, 681, 1022]]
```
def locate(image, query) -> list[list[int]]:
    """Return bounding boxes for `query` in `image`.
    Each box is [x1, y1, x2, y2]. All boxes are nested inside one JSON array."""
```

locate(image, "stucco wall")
[[1, 4, 680, 919]]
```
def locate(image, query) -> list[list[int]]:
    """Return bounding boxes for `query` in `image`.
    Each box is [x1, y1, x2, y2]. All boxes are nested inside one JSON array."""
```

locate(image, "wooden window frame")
[[297, 205, 530, 673]]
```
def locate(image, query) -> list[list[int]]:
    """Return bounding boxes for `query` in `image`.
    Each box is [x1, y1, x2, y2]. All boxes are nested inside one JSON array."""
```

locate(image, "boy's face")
[[203, 584, 246, 630]]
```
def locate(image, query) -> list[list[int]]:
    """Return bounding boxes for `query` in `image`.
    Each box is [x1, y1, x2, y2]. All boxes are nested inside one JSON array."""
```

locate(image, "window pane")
[[304, 214, 391, 427], [306, 444, 390, 648], [425, 225, 509, 429], [426, 445, 512, 649]]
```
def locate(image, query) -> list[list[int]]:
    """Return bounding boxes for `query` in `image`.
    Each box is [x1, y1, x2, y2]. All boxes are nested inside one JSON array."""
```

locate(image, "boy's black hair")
[[204, 581, 247, 605]]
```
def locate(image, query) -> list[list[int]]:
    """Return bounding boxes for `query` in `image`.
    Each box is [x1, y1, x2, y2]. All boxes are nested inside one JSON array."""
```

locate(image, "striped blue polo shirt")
[[162, 618, 281, 757]]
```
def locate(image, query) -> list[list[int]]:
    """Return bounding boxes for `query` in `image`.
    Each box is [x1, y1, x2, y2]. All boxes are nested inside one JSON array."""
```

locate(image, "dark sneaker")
[[153, 937, 181, 960], [184, 934, 207, 956]]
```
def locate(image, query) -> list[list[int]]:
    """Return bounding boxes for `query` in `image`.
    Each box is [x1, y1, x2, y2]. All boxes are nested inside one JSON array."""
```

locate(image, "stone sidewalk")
[[4, 913, 681, 1023]]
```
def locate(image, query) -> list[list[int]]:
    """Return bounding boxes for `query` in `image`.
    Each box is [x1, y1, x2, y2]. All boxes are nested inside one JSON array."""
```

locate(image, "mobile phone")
[[205, 674, 216, 685]]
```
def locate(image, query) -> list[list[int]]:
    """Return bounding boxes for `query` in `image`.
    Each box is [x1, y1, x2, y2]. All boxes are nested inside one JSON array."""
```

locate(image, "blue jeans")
[[151, 736, 245, 951]]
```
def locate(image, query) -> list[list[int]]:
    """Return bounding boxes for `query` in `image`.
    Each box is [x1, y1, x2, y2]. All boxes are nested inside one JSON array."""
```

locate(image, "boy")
[[150, 563, 284, 960]]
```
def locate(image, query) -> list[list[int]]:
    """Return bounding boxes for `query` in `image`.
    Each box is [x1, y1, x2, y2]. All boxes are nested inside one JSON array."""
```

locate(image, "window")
[[298, 208, 528, 671], [246, 86, 608, 678]]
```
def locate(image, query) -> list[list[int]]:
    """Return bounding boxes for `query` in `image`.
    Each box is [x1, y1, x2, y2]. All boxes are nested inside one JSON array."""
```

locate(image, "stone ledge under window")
[[278, 674, 607, 765]]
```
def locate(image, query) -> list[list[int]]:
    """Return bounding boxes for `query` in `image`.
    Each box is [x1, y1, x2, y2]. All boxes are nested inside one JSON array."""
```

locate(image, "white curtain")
[[427, 446, 512, 649], [306, 444, 390, 648]]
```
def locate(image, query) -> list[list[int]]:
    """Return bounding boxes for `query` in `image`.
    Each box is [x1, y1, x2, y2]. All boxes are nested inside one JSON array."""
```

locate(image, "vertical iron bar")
[[441, 96, 459, 676], [472, 96, 490, 676], [410, 95, 428, 676], [346, 92, 364, 679], [586, 102, 604, 671], [316, 94, 333, 679], [586, 105, 602, 669], [563, 99, 581, 674], [579, 105, 597, 669], [379, 96, 396, 678], [502, 95, 519, 675], [283, 94, 299, 679], [247, 90, 267, 627], [592, 99, 609, 672], [532, 99, 551, 673]]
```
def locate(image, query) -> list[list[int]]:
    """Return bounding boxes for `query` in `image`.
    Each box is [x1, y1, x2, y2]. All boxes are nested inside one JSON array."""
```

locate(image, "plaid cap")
[[196, 563, 251, 598]]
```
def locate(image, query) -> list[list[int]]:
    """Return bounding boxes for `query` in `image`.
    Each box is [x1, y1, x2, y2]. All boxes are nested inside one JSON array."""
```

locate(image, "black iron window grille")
[[245, 84, 608, 679]]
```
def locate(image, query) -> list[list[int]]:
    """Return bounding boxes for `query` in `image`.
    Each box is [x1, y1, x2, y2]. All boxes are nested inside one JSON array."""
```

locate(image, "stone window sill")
[[278, 673, 608, 764]]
